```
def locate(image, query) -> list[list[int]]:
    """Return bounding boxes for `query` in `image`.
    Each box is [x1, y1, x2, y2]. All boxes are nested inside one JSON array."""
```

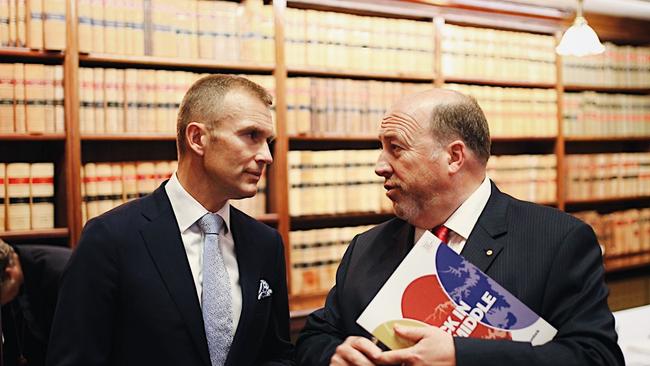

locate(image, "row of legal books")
[[563, 92, 650, 137], [290, 224, 373, 295], [82, 161, 266, 224], [81, 161, 176, 223], [562, 43, 650, 88], [0, 0, 65, 50], [574, 208, 650, 257], [445, 84, 557, 138], [287, 149, 392, 216], [441, 24, 556, 83], [0, 162, 54, 232], [0, 63, 64, 133], [78, 0, 274, 63], [565, 153, 650, 201], [78, 67, 274, 135], [284, 8, 434, 73], [286, 77, 430, 136], [488, 154, 556, 204]]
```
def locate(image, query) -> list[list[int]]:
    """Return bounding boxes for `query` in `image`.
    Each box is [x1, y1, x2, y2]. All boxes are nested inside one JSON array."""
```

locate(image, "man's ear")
[[447, 140, 465, 174], [186, 122, 208, 156]]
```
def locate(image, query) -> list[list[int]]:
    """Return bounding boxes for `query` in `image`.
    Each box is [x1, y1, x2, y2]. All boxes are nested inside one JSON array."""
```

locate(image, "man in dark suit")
[[1, 244, 71, 366], [47, 75, 294, 366], [296, 89, 623, 366]]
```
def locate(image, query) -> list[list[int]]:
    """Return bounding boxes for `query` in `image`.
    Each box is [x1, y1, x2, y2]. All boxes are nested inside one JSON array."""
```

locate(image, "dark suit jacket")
[[296, 183, 624, 366], [47, 184, 294, 366], [2, 245, 71, 366]]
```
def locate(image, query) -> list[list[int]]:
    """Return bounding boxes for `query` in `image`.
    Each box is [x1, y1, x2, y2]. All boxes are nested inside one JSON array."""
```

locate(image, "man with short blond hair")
[[49, 74, 294, 366]]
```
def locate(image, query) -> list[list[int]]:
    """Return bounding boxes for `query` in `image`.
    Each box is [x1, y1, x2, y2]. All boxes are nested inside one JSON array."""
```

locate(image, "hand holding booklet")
[[357, 231, 557, 349]]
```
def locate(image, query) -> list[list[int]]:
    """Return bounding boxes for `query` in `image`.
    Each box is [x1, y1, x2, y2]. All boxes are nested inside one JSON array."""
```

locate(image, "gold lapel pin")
[[486, 249, 494, 256]]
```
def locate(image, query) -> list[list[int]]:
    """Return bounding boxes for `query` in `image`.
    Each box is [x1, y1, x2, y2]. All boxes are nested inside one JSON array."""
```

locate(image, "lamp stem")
[[576, 0, 584, 18]]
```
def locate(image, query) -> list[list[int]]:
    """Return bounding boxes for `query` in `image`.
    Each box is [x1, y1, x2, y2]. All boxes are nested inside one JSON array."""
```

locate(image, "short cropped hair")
[[176, 74, 272, 154], [429, 92, 491, 164]]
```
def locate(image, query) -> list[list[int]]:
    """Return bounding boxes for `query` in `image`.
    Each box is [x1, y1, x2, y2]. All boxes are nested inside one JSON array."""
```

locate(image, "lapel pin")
[[486, 249, 494, 256]]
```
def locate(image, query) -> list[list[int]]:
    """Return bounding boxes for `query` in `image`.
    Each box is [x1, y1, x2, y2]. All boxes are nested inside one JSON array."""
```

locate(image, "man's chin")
[[392, 202, 417, 222]]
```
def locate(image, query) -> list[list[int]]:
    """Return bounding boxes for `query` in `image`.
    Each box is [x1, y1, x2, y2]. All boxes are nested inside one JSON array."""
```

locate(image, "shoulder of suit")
[[505, 195, 586, 229]]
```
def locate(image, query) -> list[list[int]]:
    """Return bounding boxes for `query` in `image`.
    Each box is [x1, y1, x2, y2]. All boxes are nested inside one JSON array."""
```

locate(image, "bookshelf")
[[1, 0, 650, 314]]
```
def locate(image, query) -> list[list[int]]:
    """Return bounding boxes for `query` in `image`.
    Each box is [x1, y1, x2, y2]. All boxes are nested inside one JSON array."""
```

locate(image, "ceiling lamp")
[[556, 0, 605, 57]]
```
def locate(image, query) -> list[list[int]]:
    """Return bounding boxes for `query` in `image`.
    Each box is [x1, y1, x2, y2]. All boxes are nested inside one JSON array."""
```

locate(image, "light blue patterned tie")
[[197, 213, 232, 366]]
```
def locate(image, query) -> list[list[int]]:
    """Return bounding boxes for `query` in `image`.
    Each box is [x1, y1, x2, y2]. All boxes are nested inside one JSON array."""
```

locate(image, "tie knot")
[[197, 213, 223, 235], [431, 225, 450, 243]]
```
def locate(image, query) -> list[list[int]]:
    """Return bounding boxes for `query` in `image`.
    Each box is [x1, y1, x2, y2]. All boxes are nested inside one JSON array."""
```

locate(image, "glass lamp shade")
[[556, 16, 605, 57]]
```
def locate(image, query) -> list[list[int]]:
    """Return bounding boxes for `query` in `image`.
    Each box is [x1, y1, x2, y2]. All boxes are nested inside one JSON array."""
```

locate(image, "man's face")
[[202, 90, 274, 200], [375, 100, 450, 225]]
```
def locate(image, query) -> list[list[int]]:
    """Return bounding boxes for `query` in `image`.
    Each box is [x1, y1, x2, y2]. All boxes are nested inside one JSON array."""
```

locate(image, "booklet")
[[357, 231, 557, 349]]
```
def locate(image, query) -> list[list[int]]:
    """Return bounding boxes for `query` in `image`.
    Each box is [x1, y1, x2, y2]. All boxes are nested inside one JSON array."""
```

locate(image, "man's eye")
[[391, 144, 402, 152], [247, 131, 258, 140]]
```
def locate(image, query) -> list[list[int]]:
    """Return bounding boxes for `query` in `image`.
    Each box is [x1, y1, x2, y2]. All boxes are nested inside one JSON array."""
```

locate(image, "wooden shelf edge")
[[444, 76, 555, 89], [564, 85, 650, 94], [79, 53, 275, 72], [491, 136, 557, 142], [256, 213, 279, 223], [0, 133, 67, 141], [0, 228, 70, 241], [290, 290, 329, 312], [605, 251, 650, 273], [0, 47, 64, 61], [287, 66, 434, 81], [565, 136, 650, 142], [291, 211, 394, 222], [81, 133, 176, 141], [565, 196, 650, 206], [289, 135, 556, 143], [289, 134, 379, 142]]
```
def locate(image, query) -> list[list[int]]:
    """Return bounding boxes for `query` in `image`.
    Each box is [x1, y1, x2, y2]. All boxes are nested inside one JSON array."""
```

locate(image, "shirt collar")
[[442, 176, 491, 240], [165, 172, 231, 234]]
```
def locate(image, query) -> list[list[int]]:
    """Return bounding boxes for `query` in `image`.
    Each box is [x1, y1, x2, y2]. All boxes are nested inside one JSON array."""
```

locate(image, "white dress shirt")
[[415, 176, 492, 254], [165, 173, 242, 334]]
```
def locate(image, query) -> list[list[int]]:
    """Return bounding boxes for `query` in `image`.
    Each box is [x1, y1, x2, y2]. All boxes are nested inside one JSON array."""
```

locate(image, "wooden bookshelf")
[[80, 134, 177, 141], [565, 136, 650, 142], [0, 48, 65, 61], [444, 76, 556, 89], [606, 251, 650, 273], [288, 66, 434, 82], [0, 228, 69, 241], [0, 133, 67, 141], [491, 136, 557, 143], [564, 85, 650, 94], [257, 213, 280, 224], [565, 196, 650, 207], [289, 134, 379, 142], [79, 53, 275, 73], [291, 211, 394, 231], [290, 290, 331, 311]]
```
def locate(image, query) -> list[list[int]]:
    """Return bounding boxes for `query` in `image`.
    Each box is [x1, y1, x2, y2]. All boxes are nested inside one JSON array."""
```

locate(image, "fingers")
[[330, 336, 383, 366], [394, 325, 428, 342], [374, 348, 415, 365]]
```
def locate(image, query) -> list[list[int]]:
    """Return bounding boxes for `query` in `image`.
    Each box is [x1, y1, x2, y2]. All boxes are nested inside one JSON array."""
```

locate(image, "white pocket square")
[[258, 279, 273, 300]]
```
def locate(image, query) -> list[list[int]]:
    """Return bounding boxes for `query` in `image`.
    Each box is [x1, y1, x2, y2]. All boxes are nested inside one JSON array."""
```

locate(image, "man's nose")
[[375, 152, 392, 177]]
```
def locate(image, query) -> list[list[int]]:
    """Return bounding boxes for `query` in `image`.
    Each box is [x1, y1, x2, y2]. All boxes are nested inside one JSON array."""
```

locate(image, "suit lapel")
[[461, 183, 508, 273], [139, 186, 211, 366], [225, 207, 261, 366]]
